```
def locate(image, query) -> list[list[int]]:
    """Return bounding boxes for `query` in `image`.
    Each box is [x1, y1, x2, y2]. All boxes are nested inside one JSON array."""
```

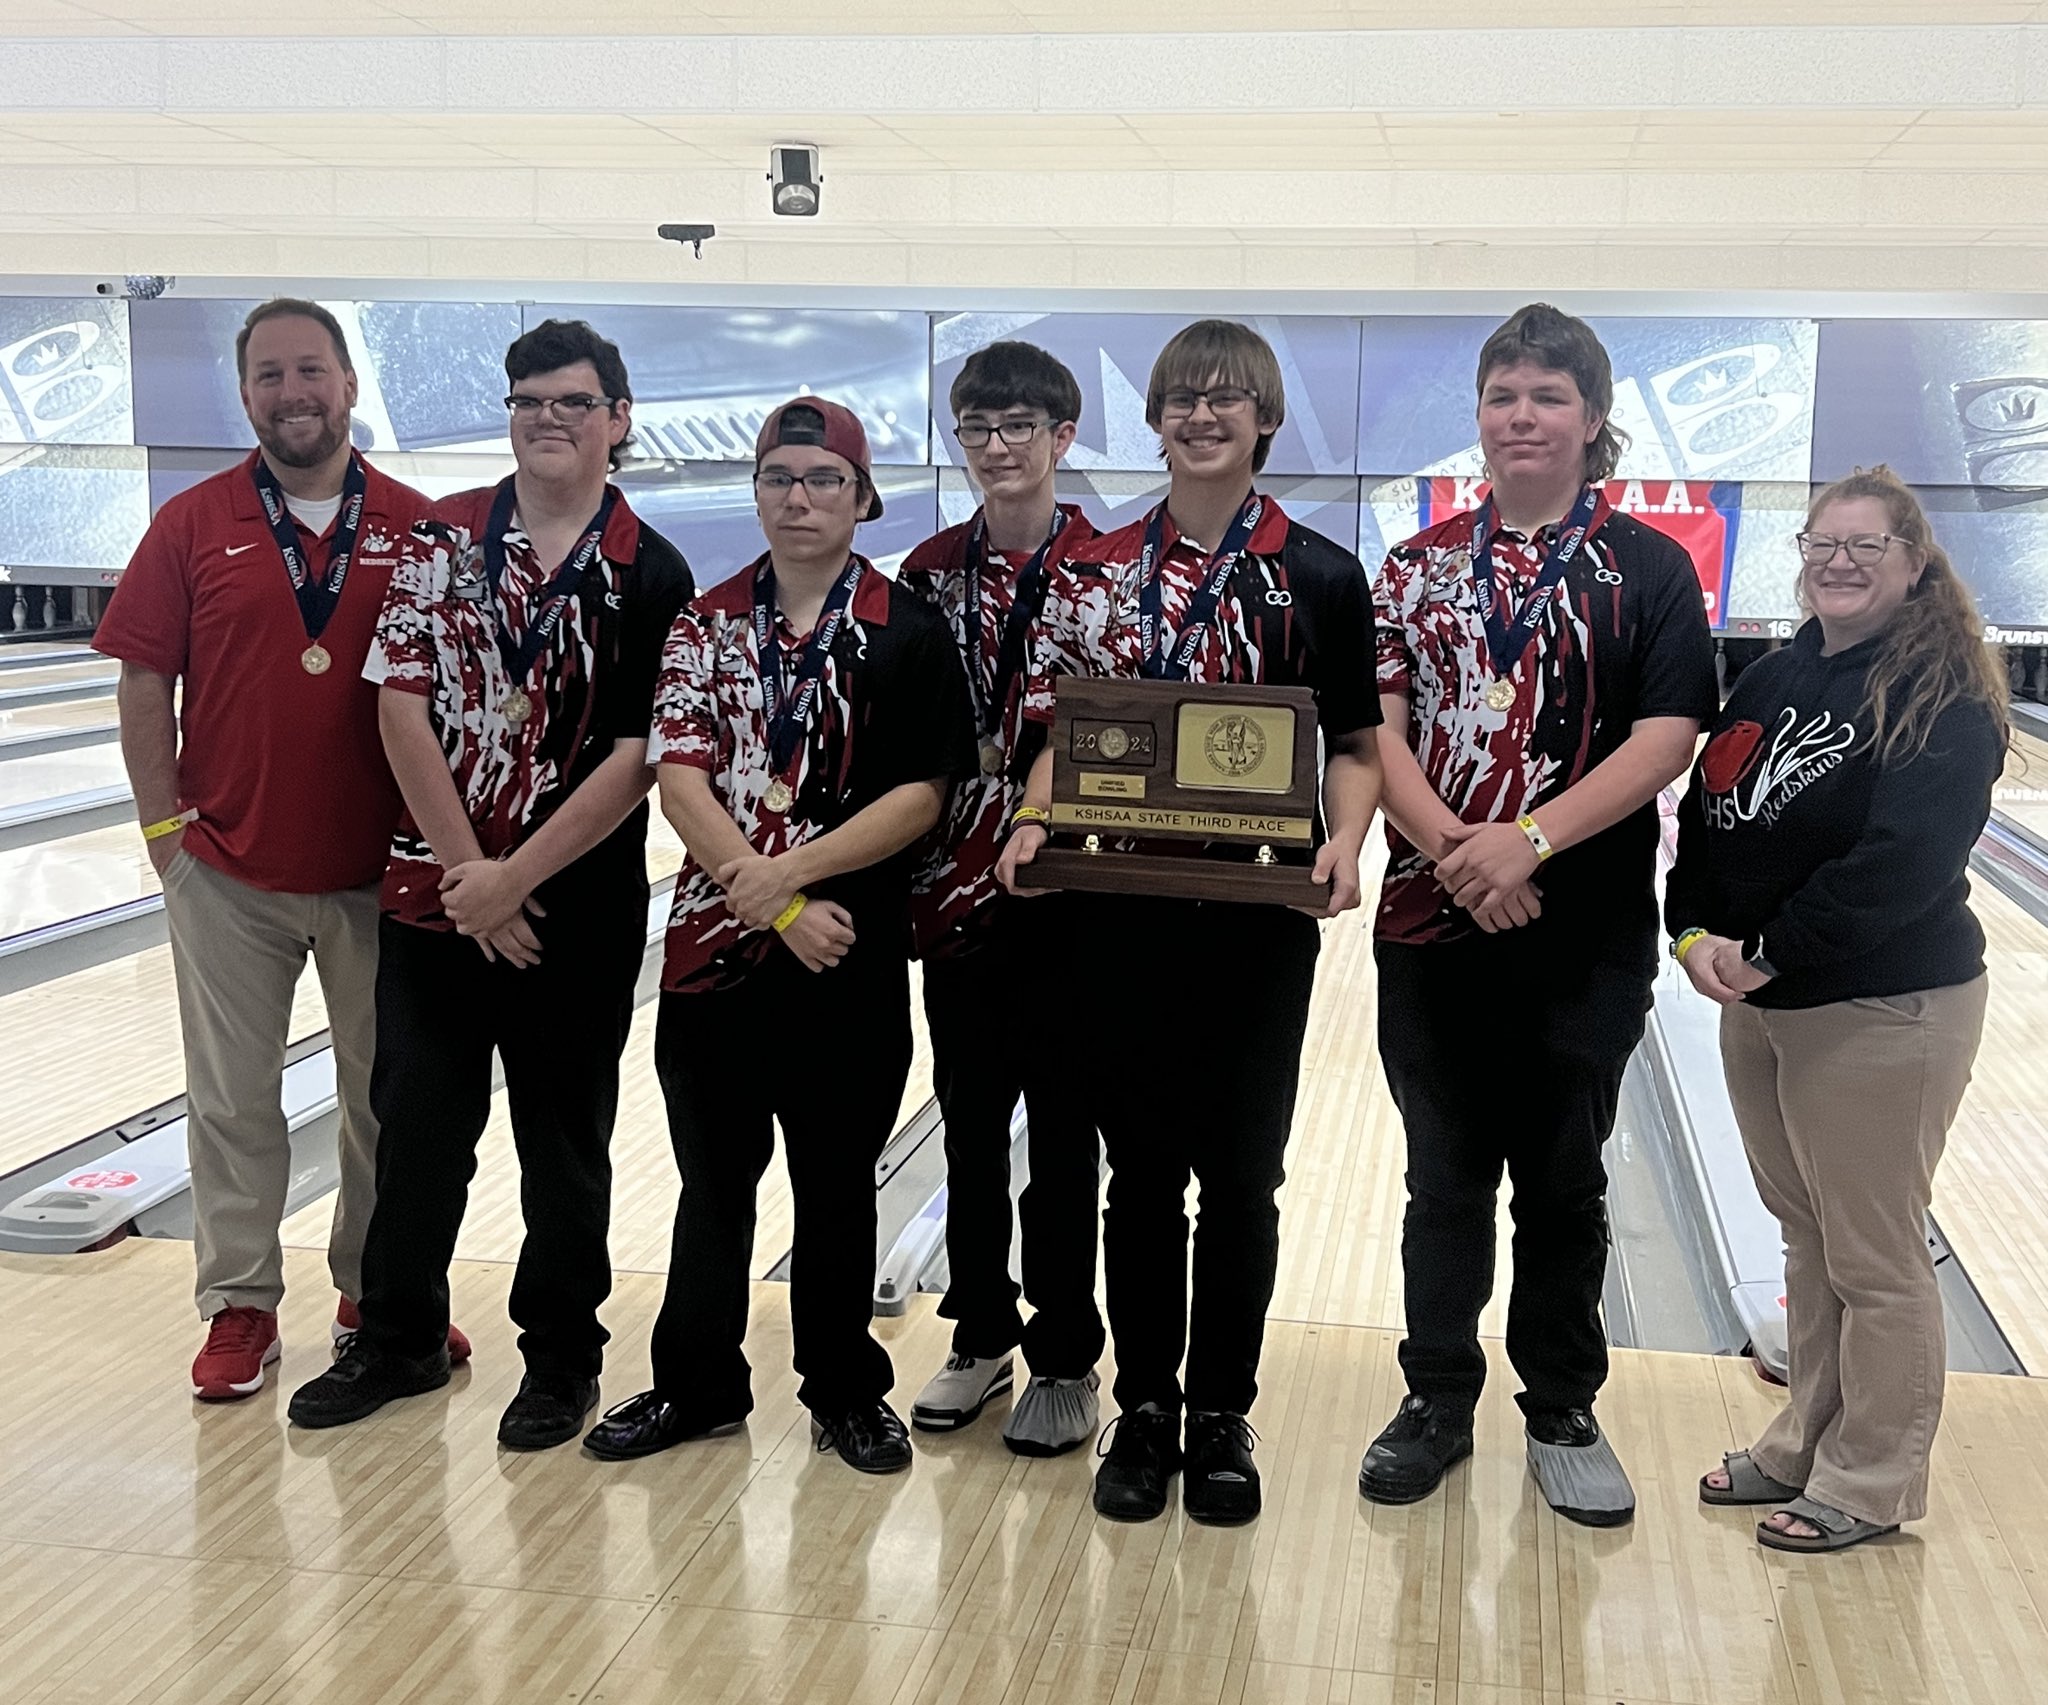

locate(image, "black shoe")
[[287, 1338, 451, 1430], [1093, 1404, 1183, 1522], [1183, 1410, 1261, 1526], [809, 1402, 913, 1474], [497, 1371, 600, 1451], [1357, 1394, 1475, 1505], [581, 1389, 751, 1461]]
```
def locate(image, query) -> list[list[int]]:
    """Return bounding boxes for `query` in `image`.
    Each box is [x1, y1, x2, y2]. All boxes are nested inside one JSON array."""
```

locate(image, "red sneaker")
[[334, 1295, 472, 1365], [191, 1306, 280, 1401]]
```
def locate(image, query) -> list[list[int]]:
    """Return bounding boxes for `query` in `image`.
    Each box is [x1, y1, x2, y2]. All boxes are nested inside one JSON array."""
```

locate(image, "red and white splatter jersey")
[[899, 502, 1096, 958], [366, 480, 692, 928], [1371, 489, 1717, 951], [650, 555, 974, 995]]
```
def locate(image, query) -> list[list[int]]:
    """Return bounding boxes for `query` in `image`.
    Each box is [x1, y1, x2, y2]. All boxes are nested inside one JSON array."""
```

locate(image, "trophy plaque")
[[1015, 676, 1329, 907]]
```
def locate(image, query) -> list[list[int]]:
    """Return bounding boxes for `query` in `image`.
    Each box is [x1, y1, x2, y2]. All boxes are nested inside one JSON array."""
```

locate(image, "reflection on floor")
[[3, 1237, 2047, 1705]]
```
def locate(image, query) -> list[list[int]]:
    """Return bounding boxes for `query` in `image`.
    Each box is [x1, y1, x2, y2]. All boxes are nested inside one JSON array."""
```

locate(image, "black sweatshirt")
[[1665, 618, 2006, 1011]]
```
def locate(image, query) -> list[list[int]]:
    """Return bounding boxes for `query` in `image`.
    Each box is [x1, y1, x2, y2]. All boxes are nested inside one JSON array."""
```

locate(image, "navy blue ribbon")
[[754, 554, 865, 777], [963, 504, 1071, 738], [1471, 483, 1601, 676], [481, 477, 616, 688], [252, 452, 366, 643], [1137, 494, 1263, 681]]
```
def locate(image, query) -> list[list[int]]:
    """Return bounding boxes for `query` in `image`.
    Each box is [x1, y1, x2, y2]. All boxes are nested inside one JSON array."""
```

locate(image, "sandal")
[[1756, 1496, 1899, 1554], [1699, 1450, 1803, 1507]]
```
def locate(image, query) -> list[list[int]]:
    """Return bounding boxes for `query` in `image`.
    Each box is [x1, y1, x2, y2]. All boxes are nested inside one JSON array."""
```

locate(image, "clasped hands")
[[1433, 820, 1543, 934], [440, 857, 546, 968], [716, 851, 854, 973]]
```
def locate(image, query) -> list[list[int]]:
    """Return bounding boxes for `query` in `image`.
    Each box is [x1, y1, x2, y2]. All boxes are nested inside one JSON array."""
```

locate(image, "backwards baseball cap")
[[755, 396, 882, 519]]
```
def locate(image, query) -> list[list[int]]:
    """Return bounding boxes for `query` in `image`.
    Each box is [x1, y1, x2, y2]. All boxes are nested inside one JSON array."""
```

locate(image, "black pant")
[[356, 857, 647, 1378], [924, 901, 1105, 1376], [1375, 930, 1651, 1416], [648, 943, 912, 1416], [1057, 896, 1320, 1417]]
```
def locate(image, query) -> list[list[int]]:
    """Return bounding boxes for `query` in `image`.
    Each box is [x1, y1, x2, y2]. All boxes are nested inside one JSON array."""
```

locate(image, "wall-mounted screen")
[[0, 444, 149, 577], [0, 298, 132, 447], [932, 312, 1361, 477], [1813, 319, 2048, 488], [1357, 316, 1819, 485], [131, 298, 522, 454], [531, 305, 930, 467]]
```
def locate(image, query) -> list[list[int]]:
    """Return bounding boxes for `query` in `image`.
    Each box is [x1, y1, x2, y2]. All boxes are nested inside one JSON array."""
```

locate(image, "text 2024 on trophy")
[[1016, 676, 1328, 907]]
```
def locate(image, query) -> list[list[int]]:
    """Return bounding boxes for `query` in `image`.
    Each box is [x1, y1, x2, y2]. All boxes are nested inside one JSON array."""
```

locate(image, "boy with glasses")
[[287, 319, 693, 1449], [899, 342, 1106, 1456], [581, 397, 974, 1475], [1001, 321, 1383, 1524]]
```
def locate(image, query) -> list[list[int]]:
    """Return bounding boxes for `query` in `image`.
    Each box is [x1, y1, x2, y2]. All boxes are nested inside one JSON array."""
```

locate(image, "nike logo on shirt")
[[224, 543, 259, 556]]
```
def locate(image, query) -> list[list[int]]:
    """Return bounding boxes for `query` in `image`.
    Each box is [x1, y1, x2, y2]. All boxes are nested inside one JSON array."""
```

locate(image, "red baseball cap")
[[755, 396, 881, 519]]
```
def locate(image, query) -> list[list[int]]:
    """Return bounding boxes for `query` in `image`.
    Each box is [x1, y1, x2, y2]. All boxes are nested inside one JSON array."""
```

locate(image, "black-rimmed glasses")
[[953, 418, 1054, 449], [755, 469, 852, 497]]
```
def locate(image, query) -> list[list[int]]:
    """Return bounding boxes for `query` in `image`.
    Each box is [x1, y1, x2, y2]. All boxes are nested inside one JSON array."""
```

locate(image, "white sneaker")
[[911, 1353, 1015, 1432], [1002, 1369, 1101, 1457]]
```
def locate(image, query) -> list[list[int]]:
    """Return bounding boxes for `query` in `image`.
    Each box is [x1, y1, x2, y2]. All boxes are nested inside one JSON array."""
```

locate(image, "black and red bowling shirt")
[[366, 481, 693, 928], [1371, 488, 1717, 956], [650, 555, 975, 995], [95, 451, 431, 894], [899, 502, 1097, 957], [1023, 495, 1381, 874]]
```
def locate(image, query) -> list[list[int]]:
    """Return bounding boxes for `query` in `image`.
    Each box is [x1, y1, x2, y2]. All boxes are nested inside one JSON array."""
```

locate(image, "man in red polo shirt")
[[580, 397, 973, 1475], [95, 298, 465, 1400], [286, 319, 692, 1452], [898, 341, 1106, 1456]]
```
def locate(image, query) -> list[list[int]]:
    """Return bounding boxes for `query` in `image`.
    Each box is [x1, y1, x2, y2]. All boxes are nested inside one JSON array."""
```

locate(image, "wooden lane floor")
[[0, 657, 116, 695], [4, 1234, 2048, 1705], [0, 741, 129, 814], [0, 840, 687, 1181], [0, 695, 120, 741], [0, 818, 163, 938], [1935, 873, 2048, 1373]]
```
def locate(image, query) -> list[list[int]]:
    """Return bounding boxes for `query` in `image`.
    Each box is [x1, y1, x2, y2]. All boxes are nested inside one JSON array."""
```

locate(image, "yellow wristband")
[[1010, 805, 1051, 829], [1673, 928, 1709, 965], [1516, 813, 1554, 862], [771, 892, 808, 934], [141, 808, 198, 842]]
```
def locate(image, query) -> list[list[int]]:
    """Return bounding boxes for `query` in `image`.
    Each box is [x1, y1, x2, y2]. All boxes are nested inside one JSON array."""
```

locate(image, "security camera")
[[93, 275, 174, 299], [656, 223, 715, 260], [768, 145, 821, 217]]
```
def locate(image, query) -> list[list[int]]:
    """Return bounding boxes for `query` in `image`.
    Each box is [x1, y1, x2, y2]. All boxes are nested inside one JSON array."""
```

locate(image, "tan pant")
[[1720, 975, 1988, 1526], [160, 850, 382, 1319]]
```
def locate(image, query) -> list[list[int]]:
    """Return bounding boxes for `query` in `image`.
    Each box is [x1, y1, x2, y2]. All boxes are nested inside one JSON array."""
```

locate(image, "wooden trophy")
[[1015, 675, 1328, 907]]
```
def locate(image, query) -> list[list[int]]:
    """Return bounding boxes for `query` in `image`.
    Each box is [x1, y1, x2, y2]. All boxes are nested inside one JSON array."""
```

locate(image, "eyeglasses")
[[1797, 532, 1900, 568], [505, 393, 615, 419], [953, 417, 1053, 449], [754, 469, 852, 497], [1159, 386, 1258, 419]]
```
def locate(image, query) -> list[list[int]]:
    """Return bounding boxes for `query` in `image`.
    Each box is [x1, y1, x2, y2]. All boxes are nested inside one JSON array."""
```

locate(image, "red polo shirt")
[[94, 450, 432, 893]]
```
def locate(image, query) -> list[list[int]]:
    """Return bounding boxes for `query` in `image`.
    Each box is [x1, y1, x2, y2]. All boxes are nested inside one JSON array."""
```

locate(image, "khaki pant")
[[160, 850, 381, 1319], [1720, 975, 1988, 1526]]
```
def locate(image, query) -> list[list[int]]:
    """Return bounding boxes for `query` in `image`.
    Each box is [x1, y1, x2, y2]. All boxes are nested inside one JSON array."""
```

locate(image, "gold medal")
[[978, 738, 1004, 777], [764, 778, 794, 814], [1484, 678, 1515, 711], [300, 643, 331, 676], [503, 688, 533, 725]]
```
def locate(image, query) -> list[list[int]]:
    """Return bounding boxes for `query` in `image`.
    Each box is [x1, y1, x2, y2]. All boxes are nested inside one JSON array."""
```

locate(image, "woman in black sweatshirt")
[[1666, 465, 2009, 1555]]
